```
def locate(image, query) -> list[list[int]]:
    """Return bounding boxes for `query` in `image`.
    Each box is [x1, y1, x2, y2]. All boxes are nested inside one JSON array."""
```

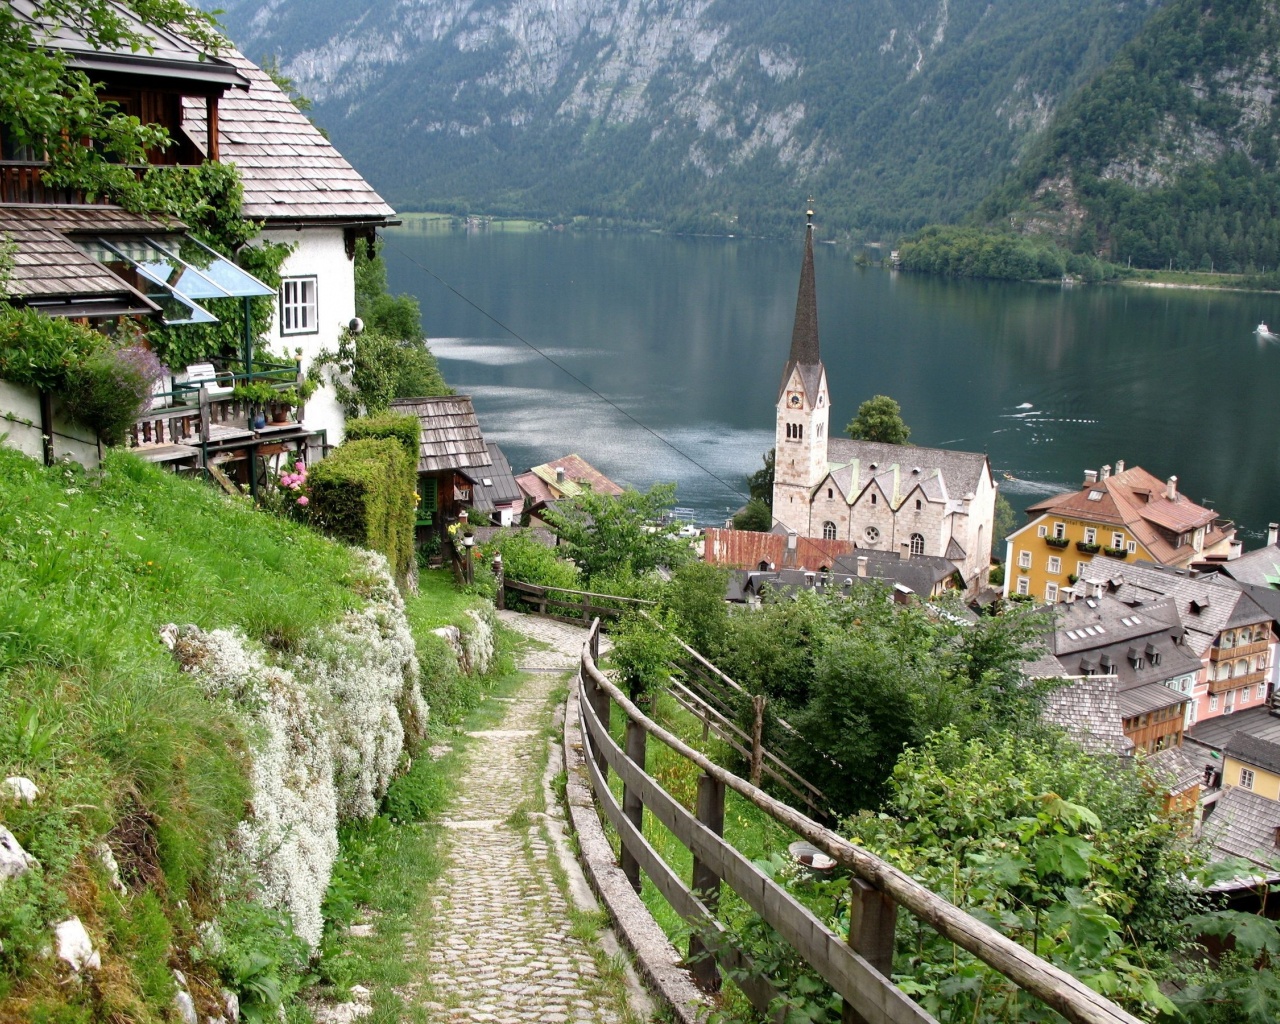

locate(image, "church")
[[771, 213, 997, 596]]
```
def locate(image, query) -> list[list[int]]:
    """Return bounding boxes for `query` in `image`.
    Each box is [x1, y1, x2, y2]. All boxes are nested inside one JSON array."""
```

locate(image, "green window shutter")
[[416, 477, 438, 526]]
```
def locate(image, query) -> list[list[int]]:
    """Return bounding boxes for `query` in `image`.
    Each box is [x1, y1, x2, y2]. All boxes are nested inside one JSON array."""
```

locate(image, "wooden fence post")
[[582, 590, 591, 623], [586, 625, 611, 778], [750, 695, 766, 788], [620, 719, 647, 893], [493, 555, 505, 610], [688, 772, 726, 992], [842, 877, 899, 1024]]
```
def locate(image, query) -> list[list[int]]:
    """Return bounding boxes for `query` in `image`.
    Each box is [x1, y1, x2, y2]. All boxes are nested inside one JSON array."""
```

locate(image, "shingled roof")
[[824, 439, 991, 505], [778, 220, 823, 401], [1205, 785, 1280, 868], [182, 49, 396, 224], [1041, 677, 1134, 756], [390, 397, 491, 475], [464, 444, 523, 512], [1225, 734, 1280, 775]]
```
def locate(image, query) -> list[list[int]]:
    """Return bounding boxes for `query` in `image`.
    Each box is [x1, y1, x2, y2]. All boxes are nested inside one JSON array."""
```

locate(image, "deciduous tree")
[[845, 395, 911, 444]]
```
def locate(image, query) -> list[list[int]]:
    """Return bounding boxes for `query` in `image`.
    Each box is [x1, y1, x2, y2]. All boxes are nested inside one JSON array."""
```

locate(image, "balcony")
[[1207, 668, 1269, 696], [1102, 546, 1129, 559], [1045, 535, 1071, 549], [1076, 541, 1101, 553], [1210, 638, 1270, 662], [0, 161, 156, 206]]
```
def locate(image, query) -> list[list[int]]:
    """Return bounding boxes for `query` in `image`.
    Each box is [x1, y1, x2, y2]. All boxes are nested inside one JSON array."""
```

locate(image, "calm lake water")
[[383, 222, 1280, 541]]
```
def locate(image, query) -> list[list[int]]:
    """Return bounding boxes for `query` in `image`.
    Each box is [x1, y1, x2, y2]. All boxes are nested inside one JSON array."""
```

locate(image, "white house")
[[183, 50, 398, 447]]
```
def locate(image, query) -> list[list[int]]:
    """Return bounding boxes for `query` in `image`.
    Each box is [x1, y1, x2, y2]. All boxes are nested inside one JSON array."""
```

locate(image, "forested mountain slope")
[[204, 0, 1156, 236], [981, 0, 1280, 271]]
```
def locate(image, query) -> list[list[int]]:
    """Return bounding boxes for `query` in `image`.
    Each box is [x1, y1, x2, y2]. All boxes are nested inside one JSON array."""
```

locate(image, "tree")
[[732, 497, 773, 532], [846, 395, 911, 444], [541, 483, 692, 582], [992, 491, 1016, 555], [308, 324, 450, 417], [659, 562, 729, 656], [746, 448, 774, 507], [355, 239, 426, 343]]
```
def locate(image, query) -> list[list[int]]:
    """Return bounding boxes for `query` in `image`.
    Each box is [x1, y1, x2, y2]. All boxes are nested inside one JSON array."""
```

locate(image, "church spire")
[[789, 201, 820, 366]]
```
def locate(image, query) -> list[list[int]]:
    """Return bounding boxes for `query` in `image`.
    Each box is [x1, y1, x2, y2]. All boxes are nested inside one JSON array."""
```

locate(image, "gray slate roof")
[[1041, 677, 1134, 756], [1043, 594, 1202, 687], [779, 222, 822, 400], [824, 439, 991, 503], [1205, 785, 1280, 868], [1224, 734, 1280, 775], [829, 551, 961, 596], [1145, 744, 1206, 795], [1185, 706, 1280, 754], [465, 444, 523, 512], [390, 396, 492, 475], [182, 49, 396, 223], [1117, 683, 1187, 718], [1217, 544, 1280, 589]]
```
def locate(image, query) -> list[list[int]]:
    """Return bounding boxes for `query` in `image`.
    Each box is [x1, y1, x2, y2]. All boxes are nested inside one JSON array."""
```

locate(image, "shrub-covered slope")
[[0, 450, 428, 1021]]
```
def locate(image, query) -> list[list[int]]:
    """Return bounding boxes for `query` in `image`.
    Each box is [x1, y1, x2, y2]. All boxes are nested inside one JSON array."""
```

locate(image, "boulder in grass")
[[55, 917, 100, 971], [2, 776, 38, 805], [0, 827, 37, 881]]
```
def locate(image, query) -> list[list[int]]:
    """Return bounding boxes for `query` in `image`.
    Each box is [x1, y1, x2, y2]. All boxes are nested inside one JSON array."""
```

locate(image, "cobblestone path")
[[420, 615, 635, 1024]]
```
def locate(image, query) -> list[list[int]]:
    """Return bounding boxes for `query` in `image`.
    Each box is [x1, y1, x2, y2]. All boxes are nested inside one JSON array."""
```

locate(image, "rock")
[[95, 842, 126, 893], [174, 989, 198, 1024], [173, 968, 188, 988], [0, 827, 37, 881], [350, 985, 371, 1002], [222, 988, 240, 1022], [347, 923, 374, 938], [2, 776, 38, 805], [54, 917, 100, 971]]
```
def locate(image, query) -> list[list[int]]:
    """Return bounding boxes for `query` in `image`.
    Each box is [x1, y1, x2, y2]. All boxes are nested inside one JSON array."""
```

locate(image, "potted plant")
[[231, 381, 279, 429], [1076, 541, 1101, 553]]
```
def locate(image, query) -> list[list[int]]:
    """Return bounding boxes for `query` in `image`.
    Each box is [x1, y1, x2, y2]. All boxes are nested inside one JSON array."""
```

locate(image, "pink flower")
[[297, 496, 309, 507], [295, 462, 305, 473]]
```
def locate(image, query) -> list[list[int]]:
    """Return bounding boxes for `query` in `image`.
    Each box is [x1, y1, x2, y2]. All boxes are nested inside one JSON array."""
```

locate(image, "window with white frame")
[[1037, 525, 1048, 538], [909, 533, 925, 556], [1016, 577, 1029, 595], [1112, 532, 1125, 549], [1240, 767, 1256, 790], [1084, 527, 1096, 544], [1209, 694, 1219, 711], [1077, 561, 1089, 576], [822, 521, 837, 540], [1053, 522, 1066, 539], [280, 276, 318, 335], [1045, 582, 1059, 603], [1047, 556, 1062, 574], [1018, 550, 1031, 569], [1127, 541, 1137, 553]]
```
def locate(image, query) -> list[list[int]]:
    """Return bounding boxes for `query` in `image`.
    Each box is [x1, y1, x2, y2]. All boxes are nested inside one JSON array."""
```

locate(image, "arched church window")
[[910, 533, 925, 557], [827, 488, 833, 499], [870, 493, 877, 505], [915, 499, 922, 510], [822, 521, 837, 540]]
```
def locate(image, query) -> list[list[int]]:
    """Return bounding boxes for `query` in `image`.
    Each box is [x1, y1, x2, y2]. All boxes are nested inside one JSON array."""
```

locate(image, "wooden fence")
[[502, 578, 654, 623], [576, 618, 1142, 1024]]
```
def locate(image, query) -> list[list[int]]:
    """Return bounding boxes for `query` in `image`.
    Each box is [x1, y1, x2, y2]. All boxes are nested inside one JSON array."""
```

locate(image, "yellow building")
[[1003, 461, 1235, 604], [1223, 735, 1280, 801]]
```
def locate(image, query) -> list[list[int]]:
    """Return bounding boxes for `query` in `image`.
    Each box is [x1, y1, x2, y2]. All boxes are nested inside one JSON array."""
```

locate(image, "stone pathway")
[[417, 615, 635, 1024], [496, 610, 611, 673]]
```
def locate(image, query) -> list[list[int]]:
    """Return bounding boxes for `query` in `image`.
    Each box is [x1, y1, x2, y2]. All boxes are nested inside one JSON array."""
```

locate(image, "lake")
[[383, 221, 1280, 542]]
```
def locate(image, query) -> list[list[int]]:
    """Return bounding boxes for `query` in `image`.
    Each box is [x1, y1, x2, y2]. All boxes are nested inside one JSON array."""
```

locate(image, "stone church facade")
[[771, 217, 997, 595]]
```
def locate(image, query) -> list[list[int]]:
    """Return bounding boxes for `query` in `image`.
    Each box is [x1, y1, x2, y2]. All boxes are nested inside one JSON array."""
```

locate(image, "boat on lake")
[[1257, 322, 1277, 339]]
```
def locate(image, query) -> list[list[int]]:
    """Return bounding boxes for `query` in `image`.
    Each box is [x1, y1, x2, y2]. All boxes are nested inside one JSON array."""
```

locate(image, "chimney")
[[786, 530, 797, 551], [857, 555, 869, 577], [555, 466, 566, 484], [1083, 469, 1098, 487], [1115, 459, 1125, 475], [1100, 464, 1111, 481], [900, 541, 912, 559], [1166, 475, 1178, 501], [1269, 523, 1278, 547]]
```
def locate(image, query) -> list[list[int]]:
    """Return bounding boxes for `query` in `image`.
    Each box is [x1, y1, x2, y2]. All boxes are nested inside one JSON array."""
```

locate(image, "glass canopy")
[[79, 235, 274, 326]]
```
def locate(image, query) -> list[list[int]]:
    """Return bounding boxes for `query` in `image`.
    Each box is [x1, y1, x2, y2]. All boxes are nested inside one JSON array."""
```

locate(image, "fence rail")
[[576, 618, 1143, 1024], [502, 578, 654, 623]]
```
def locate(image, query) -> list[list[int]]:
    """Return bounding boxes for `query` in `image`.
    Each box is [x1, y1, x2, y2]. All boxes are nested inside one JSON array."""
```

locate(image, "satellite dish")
[[348, 317, 364, 335]]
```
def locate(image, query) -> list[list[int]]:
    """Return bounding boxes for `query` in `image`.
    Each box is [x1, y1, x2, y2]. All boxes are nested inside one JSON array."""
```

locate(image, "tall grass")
[[0, 448, 363, 1012]]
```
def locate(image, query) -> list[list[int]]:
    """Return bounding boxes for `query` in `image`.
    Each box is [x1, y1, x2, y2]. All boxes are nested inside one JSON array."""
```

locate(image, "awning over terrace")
[[77, 235, 274, 326]]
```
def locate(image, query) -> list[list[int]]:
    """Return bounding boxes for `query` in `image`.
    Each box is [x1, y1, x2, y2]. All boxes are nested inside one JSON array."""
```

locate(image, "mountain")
[[202, 0, 1157, 236], [981, 0, 1280, 272]]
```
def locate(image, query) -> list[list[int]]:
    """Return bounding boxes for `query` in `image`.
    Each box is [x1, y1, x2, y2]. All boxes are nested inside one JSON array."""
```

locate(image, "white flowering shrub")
[[167, 625, 337, 947], [161, 551, 428, 947]]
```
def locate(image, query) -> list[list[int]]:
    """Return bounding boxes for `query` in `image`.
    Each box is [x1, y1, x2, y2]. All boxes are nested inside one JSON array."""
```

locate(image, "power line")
[[383, 237, 859, 566]]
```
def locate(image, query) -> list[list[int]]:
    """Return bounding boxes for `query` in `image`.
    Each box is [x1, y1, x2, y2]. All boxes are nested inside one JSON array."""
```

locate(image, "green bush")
[[308, 438, 416, 583], [480, 530, 580, 591], [343, 411, 421, 463]]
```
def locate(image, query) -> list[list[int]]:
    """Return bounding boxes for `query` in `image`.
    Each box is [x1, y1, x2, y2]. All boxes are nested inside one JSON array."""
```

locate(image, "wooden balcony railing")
[[1, 160, 168, 205], [1210, 638, 1269, 661], [1207, 668, 1269, 696]]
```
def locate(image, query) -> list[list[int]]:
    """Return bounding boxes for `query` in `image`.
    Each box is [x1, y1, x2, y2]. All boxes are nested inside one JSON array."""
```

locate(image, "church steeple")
[[779, 202, 823, 399]]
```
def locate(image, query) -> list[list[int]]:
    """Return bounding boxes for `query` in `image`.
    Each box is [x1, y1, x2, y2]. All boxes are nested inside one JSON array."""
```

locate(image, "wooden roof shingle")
[[390, 397, 492, 475]]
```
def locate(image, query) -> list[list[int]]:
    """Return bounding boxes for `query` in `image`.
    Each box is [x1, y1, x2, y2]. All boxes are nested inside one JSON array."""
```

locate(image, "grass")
[[1120, 267, 1277, 290], [393, 213, 548, 233], [0, 449, 372, 1021]]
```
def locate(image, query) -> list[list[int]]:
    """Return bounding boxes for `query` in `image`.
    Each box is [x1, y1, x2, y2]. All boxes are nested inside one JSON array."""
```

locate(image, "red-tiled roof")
[[519, 454, 624, 505], [703, 529, 855, 570]]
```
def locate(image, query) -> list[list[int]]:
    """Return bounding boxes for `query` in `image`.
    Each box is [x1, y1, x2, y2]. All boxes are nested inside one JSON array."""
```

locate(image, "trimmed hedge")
[[343, 411, 421, 463], [308, 438, 416, 583]]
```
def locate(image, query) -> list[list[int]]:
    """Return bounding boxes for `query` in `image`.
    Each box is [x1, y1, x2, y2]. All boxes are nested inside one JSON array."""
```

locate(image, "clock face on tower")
[[788, 392, 802, 408]]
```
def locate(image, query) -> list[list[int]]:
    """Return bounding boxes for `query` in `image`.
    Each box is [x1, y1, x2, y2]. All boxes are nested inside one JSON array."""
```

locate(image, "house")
[[702, 527, 855, 573], [1195, 733, 1280, 873], [181, 48, 398, 446], [1145, 744, 1205, 816], [1032, 593, 1196, 753], [515, 454, 624, 521], [1040, 676, 1134, 757], [771, 213, 996, 595], [1004, 463, 1238, 605], [724, 549, 965, 607], [0, 9, 394, 483], [1216, 523, 1280, 590], [1077, 557, 1275, 725], [390, 396, 517, 534]]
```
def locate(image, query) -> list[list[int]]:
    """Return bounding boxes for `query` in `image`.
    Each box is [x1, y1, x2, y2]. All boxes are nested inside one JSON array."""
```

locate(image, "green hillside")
[[206, 0, 1155, 236], [980, 0, 1280, 272]]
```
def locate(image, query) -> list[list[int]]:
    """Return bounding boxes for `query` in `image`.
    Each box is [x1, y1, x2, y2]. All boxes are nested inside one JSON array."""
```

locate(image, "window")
[[1016, 577, 1029, 596], [1087, 490, 1103, 501], [1053, 522, 1066, 540], [1045, 582, 1059, 603], [822, 521, 837, 540], [1210, 694, 1219, 711], [1224, 689, 1236, 714], [1077, 561, 1089, 575], [1112, 532, 1125, 550], [915, 499, 922, 511], [909, 533, 925, 557], [1241, 768, 1256, 790], [816, 423, 823, 438], [827, 488, 833, 499], [1126, 541, 1137, 553], [1037, 525, 1048, 538], [1084, 527, 1097, 544], [870, 493, 877, 506], [1018, 550, 1032, 569], [280, 276, 318, 335], [864, 526, 880, 543], [1047, 556, 1061, 574]]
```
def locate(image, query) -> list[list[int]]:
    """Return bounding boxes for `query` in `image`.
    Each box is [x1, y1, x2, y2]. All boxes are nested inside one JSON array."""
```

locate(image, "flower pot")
[[271, 405, 290, 424], [252, 411, 267, 430]]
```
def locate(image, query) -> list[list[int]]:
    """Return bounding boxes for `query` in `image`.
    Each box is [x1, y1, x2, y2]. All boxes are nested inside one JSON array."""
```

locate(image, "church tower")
[[772, 206, 830, 535]]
